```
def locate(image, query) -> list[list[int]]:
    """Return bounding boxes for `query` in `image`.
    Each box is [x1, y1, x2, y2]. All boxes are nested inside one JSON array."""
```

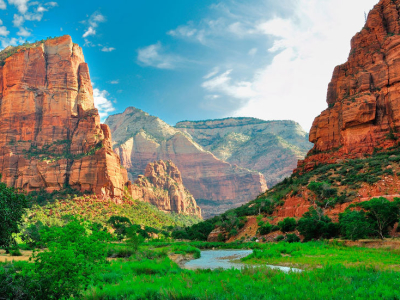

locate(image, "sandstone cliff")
[[299, 0, 400, 171], [105, 107, 267, 218], [176, 118, 311, 187], [128, 160, 202, 218], [0, 36, 128, 197]]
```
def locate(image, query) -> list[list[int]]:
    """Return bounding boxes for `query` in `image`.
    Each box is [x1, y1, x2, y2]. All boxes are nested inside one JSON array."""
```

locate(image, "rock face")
[[300, 0, 400, 170], [129, 160, 202, 218], [0, 36, 128, 197], [176, 118, 311, 187], [105, 107, 267, 218]]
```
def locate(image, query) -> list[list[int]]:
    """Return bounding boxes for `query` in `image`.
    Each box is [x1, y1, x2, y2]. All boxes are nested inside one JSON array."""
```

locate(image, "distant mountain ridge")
[[105, 107, 267, 218], [176, 118, 312, 186], [106, 107, 311, 217]]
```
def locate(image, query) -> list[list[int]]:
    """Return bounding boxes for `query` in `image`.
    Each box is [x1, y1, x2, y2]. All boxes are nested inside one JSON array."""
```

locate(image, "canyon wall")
[[0, 36, 128, 197], [129, 160, 202, 219]]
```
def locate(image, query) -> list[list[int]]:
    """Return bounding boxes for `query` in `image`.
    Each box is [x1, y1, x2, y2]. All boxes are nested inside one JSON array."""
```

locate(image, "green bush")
[[278, 218, 297, 233], [355, 197, 400, 239], [286, 234, 300, 243], [339, 210, 372, 240], [297, 207, 339, 241], [0, 181, 29, 250], [275, 235, 285, 242], [26, 218, 110, 299]]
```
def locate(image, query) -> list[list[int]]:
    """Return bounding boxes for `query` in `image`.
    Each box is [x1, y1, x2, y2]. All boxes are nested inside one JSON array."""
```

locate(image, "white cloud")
[[203, 67, 220, 79], [0, 26, 9, 37], [195, 0, 378, 131], [93, 88, 116, 120], [8, 0, 29, 14], [83, 26, 96, 38], [17, 27, 30, 37], [248, 48, 257, 56], [82, 12, 106, 39], [13, 14, 24, 27], [0, 0, 6, 9], [101, 46, 115, 52], [202, 69, 257, 99], [108, 80, 119, 84], [137, 42, 183, 69], [0, 36, 24, 49], [46, 2, 58, 7]]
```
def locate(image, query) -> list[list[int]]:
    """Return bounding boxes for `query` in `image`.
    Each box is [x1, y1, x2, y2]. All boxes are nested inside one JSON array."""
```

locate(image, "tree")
[[278, 218, 297, 233], [107, 216, 131, 240], [357, 197, 400, 239], [339, 210, 372, 240], [28, 218, 110, 299], [0, 182, 29, 250], [297, 207, 339, 241], [126, 226, 145, 252]]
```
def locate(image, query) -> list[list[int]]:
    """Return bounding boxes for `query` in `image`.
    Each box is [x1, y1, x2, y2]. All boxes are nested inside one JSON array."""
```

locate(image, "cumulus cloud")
[[137, 42, 183, 69], [101, 46, 115, 52], [8, 0, 29, 14], [83, 26, 96, 38], [17, 27, 30, 37], [0, 0, 6, 10], [13, 14, 24, 27], [0, 36, 24, 49], [82, 12, 106, 39], [229, 0, 378, 131], [0, 25, 9, 37], [93, 88, 116, 120], [202, 69, 257, 99]]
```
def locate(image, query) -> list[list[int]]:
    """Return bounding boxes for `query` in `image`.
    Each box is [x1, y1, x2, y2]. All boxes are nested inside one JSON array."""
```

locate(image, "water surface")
[[183, 250, 302, 273]]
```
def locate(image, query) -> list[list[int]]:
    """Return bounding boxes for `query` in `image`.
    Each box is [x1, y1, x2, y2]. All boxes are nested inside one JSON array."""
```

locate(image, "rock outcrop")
[[176, 118, 311, 187], [0, 36, 128, 196], [299, 0, 400, 171], [105, 107, 267, 218], [128, 160, 202, 218]]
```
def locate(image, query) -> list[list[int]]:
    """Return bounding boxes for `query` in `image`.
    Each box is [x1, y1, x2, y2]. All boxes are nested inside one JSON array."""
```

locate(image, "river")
[[183, 249, 302, 273]]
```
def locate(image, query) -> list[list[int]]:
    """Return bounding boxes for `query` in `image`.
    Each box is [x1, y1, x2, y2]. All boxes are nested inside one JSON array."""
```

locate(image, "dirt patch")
[[333, 239, 400, 249], [0, 249, 33, 263], [168, 253, 195, 267]]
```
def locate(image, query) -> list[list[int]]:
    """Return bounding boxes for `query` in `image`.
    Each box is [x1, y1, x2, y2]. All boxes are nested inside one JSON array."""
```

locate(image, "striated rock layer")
[[298, 0, 400, 171], [176, 118, 311, 187], [0, 36, 128, 196], [105, 107, 268, 218], [128, 160, 202, 218]]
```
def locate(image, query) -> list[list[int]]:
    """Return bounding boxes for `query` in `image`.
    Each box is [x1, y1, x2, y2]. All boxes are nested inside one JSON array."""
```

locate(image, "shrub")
[[297, 207, 339, 241], [27, 218, 110, 299], [278, 218, 297, 233], [339, 210, 372, 240], [0, 181, 29, 250], [275, 235, 285, 242], [286, 234, 300, 243], [356, 197, 400, 239]]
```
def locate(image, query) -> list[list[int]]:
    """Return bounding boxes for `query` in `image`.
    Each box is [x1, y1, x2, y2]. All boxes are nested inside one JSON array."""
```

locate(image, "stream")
[[183, 250, 302, 273]]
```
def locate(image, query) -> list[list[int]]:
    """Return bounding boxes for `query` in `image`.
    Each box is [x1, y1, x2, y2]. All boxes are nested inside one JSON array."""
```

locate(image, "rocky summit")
[[176, 118, 311, 187], [105, 107, 268, 218], [128, 160, 202, 219], [0, 36, 129, 197]]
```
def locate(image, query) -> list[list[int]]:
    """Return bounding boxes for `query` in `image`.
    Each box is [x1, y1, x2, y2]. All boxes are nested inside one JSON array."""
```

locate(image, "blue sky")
[[0, 0, 379, 130]]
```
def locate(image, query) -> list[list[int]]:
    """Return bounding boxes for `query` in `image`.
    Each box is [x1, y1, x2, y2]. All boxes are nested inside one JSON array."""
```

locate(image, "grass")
[[242, 241, 400, 271], [83, 257, 400, 300]]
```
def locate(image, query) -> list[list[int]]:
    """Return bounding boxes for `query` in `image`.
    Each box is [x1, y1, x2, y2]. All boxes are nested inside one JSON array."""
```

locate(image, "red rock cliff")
[[0, 36, 128, 196], [299, 0, 400, 170], [129, 160, 202, 218]]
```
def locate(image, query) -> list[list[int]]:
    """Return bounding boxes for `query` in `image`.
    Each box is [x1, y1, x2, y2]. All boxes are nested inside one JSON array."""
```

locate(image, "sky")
[[0, 0, 379, 131]]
